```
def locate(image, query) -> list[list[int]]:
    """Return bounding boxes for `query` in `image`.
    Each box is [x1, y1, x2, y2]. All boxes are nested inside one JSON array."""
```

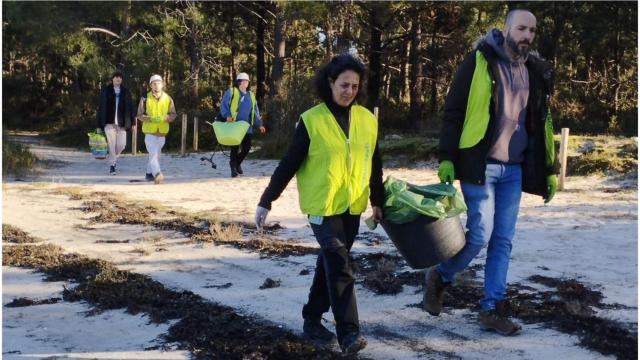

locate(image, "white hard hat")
[[149, 74, 163, 84], [236, 72, 250, 81]]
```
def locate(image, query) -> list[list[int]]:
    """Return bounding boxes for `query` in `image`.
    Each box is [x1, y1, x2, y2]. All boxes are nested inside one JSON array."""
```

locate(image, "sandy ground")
[[2, 266, 189, 359], [2, 136, 637, 359]]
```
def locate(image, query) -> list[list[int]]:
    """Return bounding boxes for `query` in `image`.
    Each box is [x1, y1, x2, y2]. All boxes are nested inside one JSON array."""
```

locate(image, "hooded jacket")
[[439, 30, 559, 198]]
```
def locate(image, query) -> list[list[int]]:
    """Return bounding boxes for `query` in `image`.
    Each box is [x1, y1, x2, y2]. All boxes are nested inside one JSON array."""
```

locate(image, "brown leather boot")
[[303, 317, 335, 344], [423, 268, 450, 316], [479, 300, 522, 336]]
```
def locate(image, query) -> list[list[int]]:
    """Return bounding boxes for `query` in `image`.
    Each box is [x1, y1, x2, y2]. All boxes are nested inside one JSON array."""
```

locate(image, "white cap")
[[236, 72, 250, 81], [149, 74, 163, 84]]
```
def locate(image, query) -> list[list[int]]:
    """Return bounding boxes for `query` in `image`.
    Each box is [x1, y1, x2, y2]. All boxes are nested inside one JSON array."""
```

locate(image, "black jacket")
[[97, 84, 135, 130], [439, 40, 558, 198], [259, 101, 384, 211]]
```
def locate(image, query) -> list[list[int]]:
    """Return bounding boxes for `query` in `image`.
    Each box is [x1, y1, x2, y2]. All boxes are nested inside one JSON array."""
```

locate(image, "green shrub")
[[568, 150, 637, 176], [378, 136, 439, 164], [563, 136, 638, 176], [2, 138, 38, 177], [253, 76, 317, 159]]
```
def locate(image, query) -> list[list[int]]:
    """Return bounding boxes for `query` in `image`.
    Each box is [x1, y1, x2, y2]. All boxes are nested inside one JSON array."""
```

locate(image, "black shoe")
[[230, 162, 238, 178], [236, 162, 243, 175], [145, 173, 154, 181], [109, 165, 116, 175], [339, 332, 367, 354], [303, 318, 335, 344]]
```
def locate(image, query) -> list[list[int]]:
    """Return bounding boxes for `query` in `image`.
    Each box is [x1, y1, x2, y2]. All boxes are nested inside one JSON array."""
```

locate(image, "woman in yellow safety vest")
[[218, 72, 266, 177], [136, 74, 177, 184], [254, 54, 383, 355]]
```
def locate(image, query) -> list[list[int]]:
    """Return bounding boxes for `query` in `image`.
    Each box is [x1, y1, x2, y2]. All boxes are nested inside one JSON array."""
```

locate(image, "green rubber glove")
[[545, 174, 557, 204], [438, 160, 455, 183]]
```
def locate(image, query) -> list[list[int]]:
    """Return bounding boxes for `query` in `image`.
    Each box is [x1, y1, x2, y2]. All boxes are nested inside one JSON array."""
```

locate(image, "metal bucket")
[[381, 215, 466, 269]]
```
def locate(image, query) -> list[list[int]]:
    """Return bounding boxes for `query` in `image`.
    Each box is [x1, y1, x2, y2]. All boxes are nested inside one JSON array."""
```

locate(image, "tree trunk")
[[226, 12, 237, 85], [255, 3, 266, 104], [325, 14, 334, 59], [409, 11, 423, 130], [270, 5, 286, 96], [611, 4, 621, 118], [366, 8, 382, 110], [428, 17, 438, 114], [187, 17, 200, 103], [383, 64, 391, 98], [335, 14, 350, 55], [539, 3, 567, 63], [117, 1, 131, 75], [399, 39, 411, 103]]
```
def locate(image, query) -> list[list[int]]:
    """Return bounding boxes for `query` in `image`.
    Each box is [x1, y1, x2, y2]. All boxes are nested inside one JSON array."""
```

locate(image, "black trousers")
[[302, 211, 360, 341], [229, 133, 252, 166]]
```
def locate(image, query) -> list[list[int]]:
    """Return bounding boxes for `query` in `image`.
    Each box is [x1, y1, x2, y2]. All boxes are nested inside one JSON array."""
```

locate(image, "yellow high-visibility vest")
[[296, 103, 378, 216], [142, 92, 171, 135]]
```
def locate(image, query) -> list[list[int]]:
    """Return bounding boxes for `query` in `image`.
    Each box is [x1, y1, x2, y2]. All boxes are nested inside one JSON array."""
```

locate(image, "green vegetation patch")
[[562, 136, 638, 176], [2, 139, 38, 177], [378, 136, 439, 165]]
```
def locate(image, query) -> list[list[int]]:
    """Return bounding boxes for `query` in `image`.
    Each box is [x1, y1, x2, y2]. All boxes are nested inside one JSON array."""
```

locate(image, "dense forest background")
[[2, 1, 637, 153]]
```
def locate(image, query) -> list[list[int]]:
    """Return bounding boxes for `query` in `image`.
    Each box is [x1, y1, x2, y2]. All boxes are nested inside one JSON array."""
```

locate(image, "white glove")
[[255, 206, 269, 230]]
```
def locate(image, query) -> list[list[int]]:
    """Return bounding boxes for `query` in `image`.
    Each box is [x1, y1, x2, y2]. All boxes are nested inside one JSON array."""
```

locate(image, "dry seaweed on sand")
[[3, 240, 350, 359]]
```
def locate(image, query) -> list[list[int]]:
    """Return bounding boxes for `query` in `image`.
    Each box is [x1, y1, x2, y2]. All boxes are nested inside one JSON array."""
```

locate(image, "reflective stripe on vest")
[[142, 92, 171, 135], [459, 50, 493, 149], [230, 87, 256, 126], [296, 103, 378, 216]]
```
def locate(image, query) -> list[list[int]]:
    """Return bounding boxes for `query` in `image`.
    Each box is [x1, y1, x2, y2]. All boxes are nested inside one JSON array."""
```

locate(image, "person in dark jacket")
[[254, 54, 383, 354], [424, 9, 559, 336], [96, 71, 135, 175]]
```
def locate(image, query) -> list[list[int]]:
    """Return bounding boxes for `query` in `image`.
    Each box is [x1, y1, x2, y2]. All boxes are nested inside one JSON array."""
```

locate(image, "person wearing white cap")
[[136, 74, 177, 184], [218, 72, 266, 177]]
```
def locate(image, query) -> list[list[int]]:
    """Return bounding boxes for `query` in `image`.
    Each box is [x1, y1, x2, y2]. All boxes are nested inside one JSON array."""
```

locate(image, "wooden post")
[[193, 116, 199, 152], [374, 106, 379, 120], [131, 119, 137, 155], [181, 113, 187, 156], [558, 127, 569, 191]]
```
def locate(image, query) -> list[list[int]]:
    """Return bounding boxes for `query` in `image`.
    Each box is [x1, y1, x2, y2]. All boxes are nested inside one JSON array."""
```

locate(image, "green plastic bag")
[[383, 176, 467, 224], [88, 131, 108, 160]]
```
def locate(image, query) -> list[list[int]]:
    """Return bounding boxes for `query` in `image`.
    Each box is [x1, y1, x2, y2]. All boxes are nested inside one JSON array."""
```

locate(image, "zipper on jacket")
[[346, 109, 352, 213]]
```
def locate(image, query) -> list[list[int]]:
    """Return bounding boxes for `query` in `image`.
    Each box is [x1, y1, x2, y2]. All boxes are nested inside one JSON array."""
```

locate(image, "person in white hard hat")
[[218, 72, 266, 177], [136, 74, 177, 184]]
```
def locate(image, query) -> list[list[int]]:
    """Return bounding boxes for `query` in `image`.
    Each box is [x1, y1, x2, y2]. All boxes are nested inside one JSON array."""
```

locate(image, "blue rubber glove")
[[438, 160, 455, 183]]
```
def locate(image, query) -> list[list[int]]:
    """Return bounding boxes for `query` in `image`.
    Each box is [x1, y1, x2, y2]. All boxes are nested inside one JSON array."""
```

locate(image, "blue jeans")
[[436, 162, 522, 311]]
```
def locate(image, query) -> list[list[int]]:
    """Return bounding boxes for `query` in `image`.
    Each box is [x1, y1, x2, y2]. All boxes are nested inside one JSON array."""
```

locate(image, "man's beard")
[[506, 33, 530, 58]]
